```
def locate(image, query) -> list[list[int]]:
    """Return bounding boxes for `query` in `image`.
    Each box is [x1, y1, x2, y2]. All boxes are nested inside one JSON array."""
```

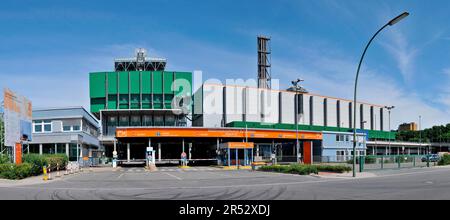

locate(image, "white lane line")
[[117, 173, 125, 180], [9, 168, 450, 191], [164, 172, 183, 180]]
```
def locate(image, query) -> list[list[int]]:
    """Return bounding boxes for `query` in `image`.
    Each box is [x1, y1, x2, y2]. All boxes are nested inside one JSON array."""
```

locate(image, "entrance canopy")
[[116, 127, 322, 140], [219, 142, 254, 150]]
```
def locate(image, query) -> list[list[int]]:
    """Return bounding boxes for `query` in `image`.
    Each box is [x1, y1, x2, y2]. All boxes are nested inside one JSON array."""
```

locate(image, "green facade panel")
[[131, 94, 140, 109], [153, 71, 163, 94], [130, 71, 140, 94], [107, 72, 118, 94], [142, 72, 152, 94], [108, 95, 117, 109], [90, 73, 106, 98], [164, 72, 174, 94], [118, 72, 129, 94], [153, 94, 163, 109], [91, 98, 106, 113], [119, 94, 129, 109], [90, 70, 192, 112], [174, 72, 193, 97]]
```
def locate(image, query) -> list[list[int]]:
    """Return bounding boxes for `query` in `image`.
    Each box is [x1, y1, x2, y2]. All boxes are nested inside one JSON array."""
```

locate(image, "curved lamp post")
[[353, 12, 409, 177]]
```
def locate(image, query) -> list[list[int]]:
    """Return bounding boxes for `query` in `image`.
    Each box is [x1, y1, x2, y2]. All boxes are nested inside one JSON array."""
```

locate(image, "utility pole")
[[0, 108, 4, 154], [290, 78, 307, 164], [385, 106, 395, 155]]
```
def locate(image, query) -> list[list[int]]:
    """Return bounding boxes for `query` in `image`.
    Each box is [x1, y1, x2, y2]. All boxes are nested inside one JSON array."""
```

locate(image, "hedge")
[[22, 154, 68, 174], [259, 164, 351, 175], [438, 154, 450, 166], [0, 154, 10, 164], [0, 163, 33, 180]]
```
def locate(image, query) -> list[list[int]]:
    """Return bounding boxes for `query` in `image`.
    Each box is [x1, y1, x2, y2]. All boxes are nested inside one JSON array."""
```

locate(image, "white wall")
[[197, 84, 387, 131], [224, 86, 244, 124], [245, 87, 260, 122], [327, 99, 338, 127], [312, 95, 324, 126], [280, 92, 295, 124], [302, 94, 311, 125], [363, 104, 372, 130], [340, 100, 350, 128], [202, 84, 223, 127], [260, 90, 279, 124]]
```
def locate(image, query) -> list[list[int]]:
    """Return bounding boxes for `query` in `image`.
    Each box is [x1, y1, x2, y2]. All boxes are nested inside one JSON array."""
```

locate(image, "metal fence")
[[359, 155, 437, 171], [313, 155, 437, 172]]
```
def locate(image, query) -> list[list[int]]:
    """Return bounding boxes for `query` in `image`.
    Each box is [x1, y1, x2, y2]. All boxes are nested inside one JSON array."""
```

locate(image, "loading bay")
[[1, 166, 450, 200]]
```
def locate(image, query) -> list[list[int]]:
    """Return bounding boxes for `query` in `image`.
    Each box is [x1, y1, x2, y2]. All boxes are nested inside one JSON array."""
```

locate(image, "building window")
[[33, 120, 52, 133], [34, 124, 42, 132], [73, 125, 81, 131]]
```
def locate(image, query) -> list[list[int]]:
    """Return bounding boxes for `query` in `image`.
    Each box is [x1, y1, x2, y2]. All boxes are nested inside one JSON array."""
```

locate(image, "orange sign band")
[[116, 127, 322, 140]]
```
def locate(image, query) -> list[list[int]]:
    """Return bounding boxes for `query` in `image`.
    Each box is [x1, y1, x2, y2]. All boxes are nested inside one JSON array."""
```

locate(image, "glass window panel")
[[44, 124, 52, 132]]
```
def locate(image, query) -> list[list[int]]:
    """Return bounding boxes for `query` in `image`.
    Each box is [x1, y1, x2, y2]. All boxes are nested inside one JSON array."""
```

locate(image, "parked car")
[[421, 154, 440, 162]]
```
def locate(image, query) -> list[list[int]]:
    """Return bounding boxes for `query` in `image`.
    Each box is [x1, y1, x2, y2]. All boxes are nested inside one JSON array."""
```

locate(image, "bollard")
[[47, 167, 52, 180], [65, 168, 69, 175], [43, 166, 48, 181], [56, 163, 61, 178]]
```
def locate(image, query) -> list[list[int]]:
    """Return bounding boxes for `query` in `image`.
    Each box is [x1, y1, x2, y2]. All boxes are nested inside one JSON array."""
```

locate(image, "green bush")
[[0, 154, 10, 164], [315, 165, 352, 173], [438, 154, 450, 166], [0, 163, 33, 180], [259, 164, 351, 175], [44, 154, 68, 171], [22, 154, 68, 175], [23, 154, 48, 175]]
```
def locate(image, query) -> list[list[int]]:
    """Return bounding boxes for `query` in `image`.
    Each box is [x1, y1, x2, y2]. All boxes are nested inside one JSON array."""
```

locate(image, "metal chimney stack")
[[257, 36, 272, 89]]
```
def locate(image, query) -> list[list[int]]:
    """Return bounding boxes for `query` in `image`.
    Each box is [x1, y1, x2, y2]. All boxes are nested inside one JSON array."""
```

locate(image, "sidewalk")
[[312, 171, 377, 179], [0, 167, 107, 187]]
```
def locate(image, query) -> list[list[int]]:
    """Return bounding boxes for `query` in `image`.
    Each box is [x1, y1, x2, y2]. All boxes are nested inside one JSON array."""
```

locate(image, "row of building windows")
[[33, 120, 52, 133]]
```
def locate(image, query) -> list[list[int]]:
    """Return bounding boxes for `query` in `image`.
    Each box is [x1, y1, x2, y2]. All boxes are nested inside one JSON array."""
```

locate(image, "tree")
[[397, 123, 450, 143]]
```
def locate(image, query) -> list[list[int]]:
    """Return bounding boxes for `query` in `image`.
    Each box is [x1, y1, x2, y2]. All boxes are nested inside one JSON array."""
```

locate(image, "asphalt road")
[[1, 166, 450, 200]]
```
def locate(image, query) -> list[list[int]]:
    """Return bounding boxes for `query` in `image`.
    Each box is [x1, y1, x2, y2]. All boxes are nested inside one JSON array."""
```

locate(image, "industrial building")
[[27, 107, 101, 165], [89, 44, 397, 167]]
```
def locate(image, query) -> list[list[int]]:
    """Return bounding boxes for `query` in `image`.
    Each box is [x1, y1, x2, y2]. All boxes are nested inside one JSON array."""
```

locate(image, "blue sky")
[[1, 0, 450, 128]]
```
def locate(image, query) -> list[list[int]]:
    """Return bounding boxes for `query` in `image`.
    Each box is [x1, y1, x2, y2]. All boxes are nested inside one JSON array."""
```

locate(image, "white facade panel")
[[280, 92, 295, 124], [340, 100, 350, 128], [224, 86, 244, 124], [312, 95, 324, 126], [355, 103, 361, 129], [302, 94, 311, 125], [261, 90, 279, 124], [202, 84, 223, 128], [327, 99, 338, 127], [382, 108, 390, 131], [245, 87, 260, 122], [363, 104, 372, 130]]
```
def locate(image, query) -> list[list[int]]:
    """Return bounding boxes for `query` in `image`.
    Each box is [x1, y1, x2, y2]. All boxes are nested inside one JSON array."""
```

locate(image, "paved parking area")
[[1, 166, 450, 200]]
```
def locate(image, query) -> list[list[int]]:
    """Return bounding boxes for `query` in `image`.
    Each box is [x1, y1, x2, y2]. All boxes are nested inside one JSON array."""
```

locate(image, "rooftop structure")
[[114, 48, 167, 72]]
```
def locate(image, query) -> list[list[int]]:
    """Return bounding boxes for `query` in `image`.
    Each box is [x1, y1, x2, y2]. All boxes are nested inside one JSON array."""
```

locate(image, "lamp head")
[[388, 12, 409, 26]]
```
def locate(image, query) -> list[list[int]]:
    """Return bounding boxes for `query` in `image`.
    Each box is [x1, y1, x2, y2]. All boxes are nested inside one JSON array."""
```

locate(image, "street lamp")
[[290, 78, 307, 164], [385, 106, 395, 156], [352, 12, 409, 178]]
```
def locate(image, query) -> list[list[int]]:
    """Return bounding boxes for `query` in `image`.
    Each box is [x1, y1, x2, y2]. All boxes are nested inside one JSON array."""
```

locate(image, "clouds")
[[273, 38, 450, 129], [381, 29, 419, 83]]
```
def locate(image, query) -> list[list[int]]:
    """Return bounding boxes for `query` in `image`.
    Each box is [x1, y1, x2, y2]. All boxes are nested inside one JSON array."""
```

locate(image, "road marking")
[[117, 173, 125, 180], [164, 172, 183, 180], [6, 168, 450, 192]]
